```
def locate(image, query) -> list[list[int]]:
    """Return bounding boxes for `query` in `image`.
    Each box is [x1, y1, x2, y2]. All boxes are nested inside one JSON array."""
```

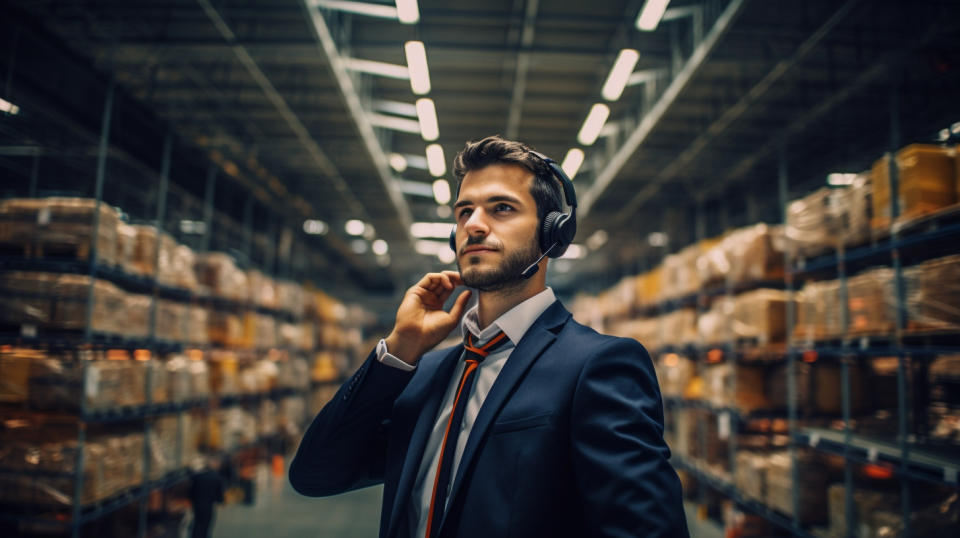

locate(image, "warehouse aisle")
[[212, 462, 722, 537]]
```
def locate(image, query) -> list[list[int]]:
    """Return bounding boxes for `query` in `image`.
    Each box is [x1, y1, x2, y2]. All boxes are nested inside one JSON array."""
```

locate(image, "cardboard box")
[[872, 144, 957, 230]]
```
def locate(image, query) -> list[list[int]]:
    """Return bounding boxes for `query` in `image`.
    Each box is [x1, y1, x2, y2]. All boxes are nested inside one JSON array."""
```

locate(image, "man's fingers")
[[447, 289, 473, 322], [442, 271, 463, 288]]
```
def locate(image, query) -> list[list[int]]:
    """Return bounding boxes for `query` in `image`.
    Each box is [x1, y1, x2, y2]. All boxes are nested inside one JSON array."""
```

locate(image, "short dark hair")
[[452, 135, 564, 238]]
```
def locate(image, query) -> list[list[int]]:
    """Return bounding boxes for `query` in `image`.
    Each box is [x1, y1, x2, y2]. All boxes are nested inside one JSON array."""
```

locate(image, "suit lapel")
[[386, 344, 462, 538], [440, 301, 571, 534]]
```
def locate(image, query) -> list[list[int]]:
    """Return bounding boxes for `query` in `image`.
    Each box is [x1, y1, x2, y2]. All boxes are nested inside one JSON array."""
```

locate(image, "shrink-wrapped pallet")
[[0, 271, 125, 334], [768, 362, 865, 415], [0, 197, 120, 265], [661, 308, 698, 348], [208, 311, 243, 347], [195, 252, 248, 301], [735, 451, 769, 502], [633, 267, 663, 308], [149, 416, 179, 479], [116, 222, 137, 274], [167, 244, 198, 291], [129, 225, 175, 278], [662, 242, 707, 300], [188, 305, 209, 345], [277, 280, 306, 318], [905, 254, 960, 331], [765, 450, 831, 524], [609, 317, 661, 353], [786, 188, 838, 259], [847, 268, 896, 335], [872, 144, 957, 231], [831, 172, 873, 247], [208, 350, 239, 395], [247, 269, 277, 309], [699, 296, 736, 345], [123, 292, 152, 339], [698, 224, 786, 287], [732, 289, 789, 345], [929, 355, 960, 445], [794, 279, 843, 342], [702, 363, 768, 411], [156, 299, 187, 342]]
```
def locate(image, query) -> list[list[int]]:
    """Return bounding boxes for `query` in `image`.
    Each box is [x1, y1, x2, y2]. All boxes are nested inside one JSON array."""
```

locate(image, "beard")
[[458, 236, 541, 292]]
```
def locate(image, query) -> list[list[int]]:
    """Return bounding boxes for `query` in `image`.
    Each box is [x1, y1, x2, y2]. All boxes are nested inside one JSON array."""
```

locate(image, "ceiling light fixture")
[[345, 219, 366, 236], [560, 148, 585, 180], [601, 49, 640, 101], [0, 97, 20, 115], [389, 153, 408, 172], [404, 41, 431, 95], [414, 239, 446, 255], [426, 143, 446, 176], [303, 219, 329, 235], [372, 239, 389, 255], [395, 0, 419, 24], [636, 0, 672, 31], [432, 179, 451, 204], [312, 0, 398, 20], [411, 222, 455, 238], [343, 58, 410, 79], [577, 104, 610, 146], [416, 98, 439, 141]]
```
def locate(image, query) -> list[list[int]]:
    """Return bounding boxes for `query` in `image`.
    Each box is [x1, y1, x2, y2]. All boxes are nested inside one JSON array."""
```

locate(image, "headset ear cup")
[[540, 212, 561, 255], [449, 226, 457, 252], [548, 213, 574, 258]]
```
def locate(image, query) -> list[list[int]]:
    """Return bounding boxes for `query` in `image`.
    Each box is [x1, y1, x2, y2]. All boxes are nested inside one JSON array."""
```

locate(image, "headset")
[[448, 150, 578, 279]]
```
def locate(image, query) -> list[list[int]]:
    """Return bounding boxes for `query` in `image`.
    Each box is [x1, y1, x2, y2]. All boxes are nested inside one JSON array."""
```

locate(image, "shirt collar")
[[461, 287, 557, 346]]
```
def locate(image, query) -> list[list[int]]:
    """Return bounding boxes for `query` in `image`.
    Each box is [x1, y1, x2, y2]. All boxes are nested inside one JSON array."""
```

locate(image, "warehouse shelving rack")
[[0, 79, 352, 538], [632, 84, 960, 535]]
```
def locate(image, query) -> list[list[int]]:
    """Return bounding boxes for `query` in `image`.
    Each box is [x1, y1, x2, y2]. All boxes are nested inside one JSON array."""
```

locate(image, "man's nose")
[[463, 208, 489, 237]]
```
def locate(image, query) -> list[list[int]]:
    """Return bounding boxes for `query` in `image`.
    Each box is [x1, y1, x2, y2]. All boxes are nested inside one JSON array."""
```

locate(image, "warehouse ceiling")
[[2, 0, 959, 297]]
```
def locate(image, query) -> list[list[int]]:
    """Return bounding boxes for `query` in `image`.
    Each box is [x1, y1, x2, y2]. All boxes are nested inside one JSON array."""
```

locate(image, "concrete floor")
[[213, 463, 722, 538]]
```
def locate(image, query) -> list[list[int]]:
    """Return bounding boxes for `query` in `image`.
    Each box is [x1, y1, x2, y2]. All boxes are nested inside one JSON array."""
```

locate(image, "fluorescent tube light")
[[577, 104, 610, 146], [0, 97, 20, 115], [345, 219, 366, 236], [389, 153, 408, 172], [368, 113, 421, 133], [343, 58, 409, 79], [432, 179, 451, 204], [404, 41, 431, 95], [426, 144, 445, 176], [395, 0, 419, 24], [416, 98, 439, 141], [411, 222, 455, 238], [312, 0, 397, 20], [415, 239, 446, 255], [303, 219, 329, 235], [372, 239, 389, 255], [585, 229, 608, 250], [601, 49, 640, 101], [560, 148, 585, 180], [636, 0, 671, 31]]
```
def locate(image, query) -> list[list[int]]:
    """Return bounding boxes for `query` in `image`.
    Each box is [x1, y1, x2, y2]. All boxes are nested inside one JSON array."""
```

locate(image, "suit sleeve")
[[570, 337, 689, 538], [288, 349, 415, 496]]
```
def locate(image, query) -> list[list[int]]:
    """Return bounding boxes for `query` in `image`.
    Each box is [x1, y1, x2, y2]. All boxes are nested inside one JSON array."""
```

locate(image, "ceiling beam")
[[299, 0, 415, 246], [504, 0, 539, 140], [606, 0, 861, 227], [579, 0, 748, 218]]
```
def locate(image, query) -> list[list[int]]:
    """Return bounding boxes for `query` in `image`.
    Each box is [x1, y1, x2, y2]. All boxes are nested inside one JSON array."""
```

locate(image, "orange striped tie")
[[425, 331, 509, 538]]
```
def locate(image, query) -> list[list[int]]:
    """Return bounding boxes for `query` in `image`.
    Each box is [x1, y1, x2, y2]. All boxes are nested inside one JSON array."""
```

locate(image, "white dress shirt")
[[382, 287, 557, 538]]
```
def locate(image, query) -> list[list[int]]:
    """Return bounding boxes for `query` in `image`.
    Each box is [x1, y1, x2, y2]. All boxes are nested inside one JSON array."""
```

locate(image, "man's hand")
[[385, 271, 472, 365]]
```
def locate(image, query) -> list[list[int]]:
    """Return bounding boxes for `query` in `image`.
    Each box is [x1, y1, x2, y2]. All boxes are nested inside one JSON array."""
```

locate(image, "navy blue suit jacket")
[[289, 301, 688, 537]]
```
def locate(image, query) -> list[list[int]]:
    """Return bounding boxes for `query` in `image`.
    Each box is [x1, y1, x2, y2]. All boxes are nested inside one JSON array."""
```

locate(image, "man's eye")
[[494, 204, 514, 212], [458, 208, 473, 219]]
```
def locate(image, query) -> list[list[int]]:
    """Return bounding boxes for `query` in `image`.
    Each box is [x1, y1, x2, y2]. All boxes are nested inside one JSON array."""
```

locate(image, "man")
[[289, 136, 688, 537]]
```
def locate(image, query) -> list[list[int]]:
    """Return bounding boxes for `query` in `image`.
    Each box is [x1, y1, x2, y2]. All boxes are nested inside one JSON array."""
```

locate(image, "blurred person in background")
[[189, 455, 225, 538]]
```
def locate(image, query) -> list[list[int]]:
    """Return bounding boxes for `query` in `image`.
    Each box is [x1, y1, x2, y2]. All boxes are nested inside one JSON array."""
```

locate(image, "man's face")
[[454, 163, 541, 292]]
